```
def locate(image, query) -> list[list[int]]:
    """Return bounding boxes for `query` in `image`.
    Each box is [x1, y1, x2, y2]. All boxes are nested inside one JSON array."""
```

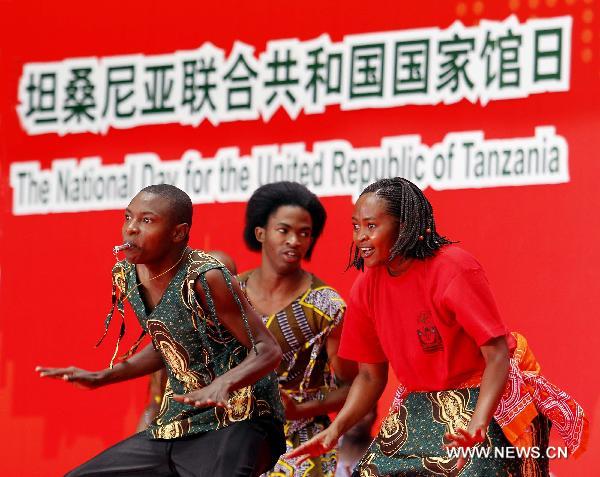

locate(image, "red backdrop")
[[1, 1, 598, 475]]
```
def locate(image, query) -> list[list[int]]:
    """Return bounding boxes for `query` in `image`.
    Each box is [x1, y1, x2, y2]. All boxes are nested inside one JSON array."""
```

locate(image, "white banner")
[[17, 16, 571, 135], [10, 126, 569, 215]]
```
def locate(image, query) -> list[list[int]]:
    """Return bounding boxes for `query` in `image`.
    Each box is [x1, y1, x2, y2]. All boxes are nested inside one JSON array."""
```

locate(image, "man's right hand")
[[35, 366, 107, 390], [36, 344, 165, 390]]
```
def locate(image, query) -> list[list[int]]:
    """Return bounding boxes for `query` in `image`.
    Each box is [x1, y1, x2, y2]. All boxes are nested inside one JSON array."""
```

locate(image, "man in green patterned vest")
[[37, 184, 286, 476]]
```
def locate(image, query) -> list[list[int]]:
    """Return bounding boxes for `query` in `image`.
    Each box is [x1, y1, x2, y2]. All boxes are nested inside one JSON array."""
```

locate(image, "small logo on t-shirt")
[[416, 311, 444, 353]]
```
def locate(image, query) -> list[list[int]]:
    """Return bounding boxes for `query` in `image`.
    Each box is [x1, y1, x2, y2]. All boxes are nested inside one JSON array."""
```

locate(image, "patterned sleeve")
[[303, 285, 346, 334], [184, 251, 257, 353]]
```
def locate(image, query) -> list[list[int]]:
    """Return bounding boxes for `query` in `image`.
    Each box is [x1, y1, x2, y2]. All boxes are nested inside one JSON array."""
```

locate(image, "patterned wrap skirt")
[[352, 387, 551, 477]]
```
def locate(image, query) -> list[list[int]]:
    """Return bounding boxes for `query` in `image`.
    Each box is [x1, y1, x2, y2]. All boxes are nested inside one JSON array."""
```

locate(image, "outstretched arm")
[[287, 361, 388, 462], [36, 343, 164, 389], [280, 323, 358, 420], [173, 269, 282, 408]]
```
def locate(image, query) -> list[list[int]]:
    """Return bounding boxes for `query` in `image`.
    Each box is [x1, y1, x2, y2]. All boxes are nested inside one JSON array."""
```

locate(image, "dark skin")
[[36, 191, 282, 411], [244, 205, 356, 420], [173, 270, 282, 409], [287, 194, 509, 470], [136, 250, 239, 431]]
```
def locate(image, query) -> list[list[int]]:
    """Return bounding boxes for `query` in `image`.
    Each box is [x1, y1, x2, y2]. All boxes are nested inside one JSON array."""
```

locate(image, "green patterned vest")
[[99, 249, 284, 439]]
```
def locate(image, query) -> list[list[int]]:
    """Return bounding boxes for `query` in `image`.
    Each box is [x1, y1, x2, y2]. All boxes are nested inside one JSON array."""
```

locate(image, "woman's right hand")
[[286, 361, 388, 463], [285, 426, 340, 463], [35, 366, 107, 390]]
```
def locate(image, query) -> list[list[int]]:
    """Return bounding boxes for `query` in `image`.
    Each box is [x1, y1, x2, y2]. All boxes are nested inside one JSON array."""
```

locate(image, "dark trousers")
[[66, 418, 284, 477]]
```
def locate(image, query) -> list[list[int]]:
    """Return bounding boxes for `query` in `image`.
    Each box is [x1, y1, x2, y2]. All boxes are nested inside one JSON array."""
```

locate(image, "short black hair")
[[244, 182, 326, 260], [349, 177, 452, 270], [140, 184, 193, 229]]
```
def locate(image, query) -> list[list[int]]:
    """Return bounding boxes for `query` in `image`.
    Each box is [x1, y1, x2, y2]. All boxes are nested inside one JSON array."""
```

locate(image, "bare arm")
[[469, 336, 510, 434], [36, 343, 164, 389], [445, 336, 509, 470], [287, 361, 388, 461], [448, 336, 509, 442], [173, 269, 282, 408], [281, 324, 358, 420]]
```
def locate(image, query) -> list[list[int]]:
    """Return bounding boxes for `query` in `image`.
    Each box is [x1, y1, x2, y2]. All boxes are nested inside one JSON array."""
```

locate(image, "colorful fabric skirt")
[[352, 388, 551, 477], [351, 332, 588, 476]]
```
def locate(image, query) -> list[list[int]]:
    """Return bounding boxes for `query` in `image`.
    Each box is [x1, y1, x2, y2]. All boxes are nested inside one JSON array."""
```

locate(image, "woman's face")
[[256, 205, 313, 274], [352, 193, 399, 268]]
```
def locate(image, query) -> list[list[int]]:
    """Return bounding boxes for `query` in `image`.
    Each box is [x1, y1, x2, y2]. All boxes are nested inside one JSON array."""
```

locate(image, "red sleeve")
[[441, 268, 508, 346], [338, 274, 387, 363]]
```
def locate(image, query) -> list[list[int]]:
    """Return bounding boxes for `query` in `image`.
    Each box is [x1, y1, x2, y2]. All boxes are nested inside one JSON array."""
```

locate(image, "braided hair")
[[348, 177, 453, 270]]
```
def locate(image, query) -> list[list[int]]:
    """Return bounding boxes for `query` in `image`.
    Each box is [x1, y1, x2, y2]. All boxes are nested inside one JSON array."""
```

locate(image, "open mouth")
[[359, 247, 375, 258], [283, 250, 301, 261]]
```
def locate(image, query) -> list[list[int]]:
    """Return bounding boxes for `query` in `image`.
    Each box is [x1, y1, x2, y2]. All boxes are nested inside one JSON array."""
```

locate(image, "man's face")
[[121, 192, 177, 264], [256, 205, 313, 274]]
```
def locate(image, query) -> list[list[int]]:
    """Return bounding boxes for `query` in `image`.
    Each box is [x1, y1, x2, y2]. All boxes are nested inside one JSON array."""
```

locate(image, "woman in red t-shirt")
[[288, 177, 586, 476]]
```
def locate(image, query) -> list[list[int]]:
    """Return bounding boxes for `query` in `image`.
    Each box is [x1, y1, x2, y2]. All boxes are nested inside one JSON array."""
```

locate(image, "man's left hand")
[[173, 380, 231, 409]]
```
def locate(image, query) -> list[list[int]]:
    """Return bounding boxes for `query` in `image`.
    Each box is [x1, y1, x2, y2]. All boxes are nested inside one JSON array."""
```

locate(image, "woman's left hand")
[[444, 425, 486, 471]]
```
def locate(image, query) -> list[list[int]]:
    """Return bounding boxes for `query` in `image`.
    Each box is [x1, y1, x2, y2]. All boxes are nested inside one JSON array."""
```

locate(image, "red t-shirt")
[[338, 245, 510, 391]]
